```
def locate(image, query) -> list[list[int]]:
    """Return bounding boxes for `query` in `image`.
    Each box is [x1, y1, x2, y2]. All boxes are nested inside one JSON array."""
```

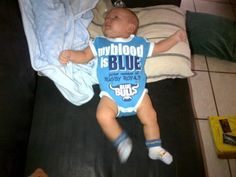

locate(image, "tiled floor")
[[180, 0, 236, 177]]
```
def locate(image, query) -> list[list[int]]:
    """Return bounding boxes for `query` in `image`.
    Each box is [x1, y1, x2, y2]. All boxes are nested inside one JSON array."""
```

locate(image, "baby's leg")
[[96, 96, 121, 141], [137, 94, 173, 164], [136, 93, 160, 140], [96, 96, 132, 163]]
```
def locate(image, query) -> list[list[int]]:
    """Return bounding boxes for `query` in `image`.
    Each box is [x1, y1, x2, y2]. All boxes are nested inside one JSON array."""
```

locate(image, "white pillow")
[[88, 4, 193, 83]]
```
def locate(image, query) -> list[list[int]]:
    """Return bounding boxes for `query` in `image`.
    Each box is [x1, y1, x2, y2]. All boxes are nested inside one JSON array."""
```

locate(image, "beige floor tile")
[[198, 119, 231, 177], [229, 159, 236, 177], [207, 57, 236, 73], [189, 71, 217, 118], [192, 54, 208, 71], [181, 0, 196, 12], [194, 0, 236, 19], [182, 0, 236, 176], [210, 73, 236, 115]]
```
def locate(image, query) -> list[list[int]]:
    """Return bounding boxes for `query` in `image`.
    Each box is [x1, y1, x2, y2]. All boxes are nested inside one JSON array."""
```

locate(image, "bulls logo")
[[109, 83, 139, 101]]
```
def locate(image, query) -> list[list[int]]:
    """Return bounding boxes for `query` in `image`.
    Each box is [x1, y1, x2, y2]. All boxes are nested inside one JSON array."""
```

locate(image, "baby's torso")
[[90, 35, 153, 107]]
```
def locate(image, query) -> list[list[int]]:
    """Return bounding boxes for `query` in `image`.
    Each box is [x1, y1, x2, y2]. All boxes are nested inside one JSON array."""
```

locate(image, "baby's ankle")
[[113, 131, 132, 163]]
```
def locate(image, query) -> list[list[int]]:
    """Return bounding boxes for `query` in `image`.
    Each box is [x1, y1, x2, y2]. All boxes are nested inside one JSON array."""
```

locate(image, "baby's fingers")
[[60, 57, 69, 64], [59, 50, 71, 64]]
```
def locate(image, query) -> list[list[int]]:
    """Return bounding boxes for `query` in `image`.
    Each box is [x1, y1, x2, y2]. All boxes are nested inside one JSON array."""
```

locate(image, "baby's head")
[[102, 7, 139, 38]]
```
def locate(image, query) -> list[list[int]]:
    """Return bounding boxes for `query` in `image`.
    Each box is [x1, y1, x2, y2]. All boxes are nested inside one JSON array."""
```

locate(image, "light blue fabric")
[[18, 0, 99, 106]]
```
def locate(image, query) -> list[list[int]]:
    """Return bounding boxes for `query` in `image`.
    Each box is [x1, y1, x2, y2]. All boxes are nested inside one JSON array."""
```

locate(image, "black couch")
[[0, 0, 206, 177]]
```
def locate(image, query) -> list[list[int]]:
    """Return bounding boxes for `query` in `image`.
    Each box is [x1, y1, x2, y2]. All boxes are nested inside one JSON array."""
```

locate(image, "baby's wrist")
[[66, 50, 71, 61], [174, 35, 181, 42]]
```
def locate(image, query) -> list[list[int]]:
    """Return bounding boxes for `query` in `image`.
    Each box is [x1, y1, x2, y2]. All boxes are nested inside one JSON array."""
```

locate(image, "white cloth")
[[18, 0, 99, 106]]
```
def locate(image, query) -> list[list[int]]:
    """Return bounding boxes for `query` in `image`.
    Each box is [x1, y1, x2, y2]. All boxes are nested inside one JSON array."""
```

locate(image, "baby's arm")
[[151, 29, 187, 56], [59, 46, 94, 64]]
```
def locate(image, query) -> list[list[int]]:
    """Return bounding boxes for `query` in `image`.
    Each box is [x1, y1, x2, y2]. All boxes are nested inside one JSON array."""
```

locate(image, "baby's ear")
[[127, 23, 136, 34]]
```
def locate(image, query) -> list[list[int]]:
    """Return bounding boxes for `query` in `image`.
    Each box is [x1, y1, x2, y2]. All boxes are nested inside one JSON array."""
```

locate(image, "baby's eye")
[[105, 15, 120, 21], [111, 15, 119, 20]]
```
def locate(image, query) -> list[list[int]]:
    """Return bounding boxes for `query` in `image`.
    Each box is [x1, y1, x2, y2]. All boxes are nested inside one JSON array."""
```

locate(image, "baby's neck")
[[106, 33, 134, 39], [105, 34, 135, 42]]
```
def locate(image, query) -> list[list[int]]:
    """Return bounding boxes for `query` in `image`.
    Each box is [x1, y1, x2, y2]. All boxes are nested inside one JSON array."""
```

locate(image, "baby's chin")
[[103, 29, 128, 38], [103, 31, 116, 38]]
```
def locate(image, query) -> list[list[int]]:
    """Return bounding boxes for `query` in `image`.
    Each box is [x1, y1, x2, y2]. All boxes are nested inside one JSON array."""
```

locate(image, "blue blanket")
[[18, 0, 99, 105]]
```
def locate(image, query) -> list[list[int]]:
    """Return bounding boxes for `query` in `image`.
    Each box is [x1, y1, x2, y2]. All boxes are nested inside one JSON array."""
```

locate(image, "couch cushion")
[[186, 11, 236, 62], [25, 77, 205, 177], [0, 1, 36, 177]]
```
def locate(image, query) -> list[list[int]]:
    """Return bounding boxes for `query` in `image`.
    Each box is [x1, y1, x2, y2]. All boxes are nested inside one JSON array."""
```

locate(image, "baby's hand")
[[59, 50, 71, 64], [174, 29, 187, 42]]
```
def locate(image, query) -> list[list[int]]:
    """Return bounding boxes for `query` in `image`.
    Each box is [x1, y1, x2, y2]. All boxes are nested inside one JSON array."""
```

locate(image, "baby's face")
[[102, 8, 137, 38]]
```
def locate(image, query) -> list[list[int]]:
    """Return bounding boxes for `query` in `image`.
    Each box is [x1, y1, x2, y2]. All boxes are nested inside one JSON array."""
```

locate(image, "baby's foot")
[[29, 168, 48, 177], [148, 146, 173, 165], [117, 137, 132, 163]]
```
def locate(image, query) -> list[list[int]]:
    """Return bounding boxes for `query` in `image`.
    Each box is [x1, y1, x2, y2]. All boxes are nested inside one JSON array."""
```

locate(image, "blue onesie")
[[90, 35, 154, 117]]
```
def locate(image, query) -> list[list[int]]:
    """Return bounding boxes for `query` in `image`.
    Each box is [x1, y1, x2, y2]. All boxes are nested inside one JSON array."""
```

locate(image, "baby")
[[59, 7, 186, 164]]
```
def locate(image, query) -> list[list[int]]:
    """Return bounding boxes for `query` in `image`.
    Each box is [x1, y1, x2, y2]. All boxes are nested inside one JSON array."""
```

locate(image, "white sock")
[[117, 138, 132, 163], [113, 131, 132, 163], [148, 146, 173, 165]]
